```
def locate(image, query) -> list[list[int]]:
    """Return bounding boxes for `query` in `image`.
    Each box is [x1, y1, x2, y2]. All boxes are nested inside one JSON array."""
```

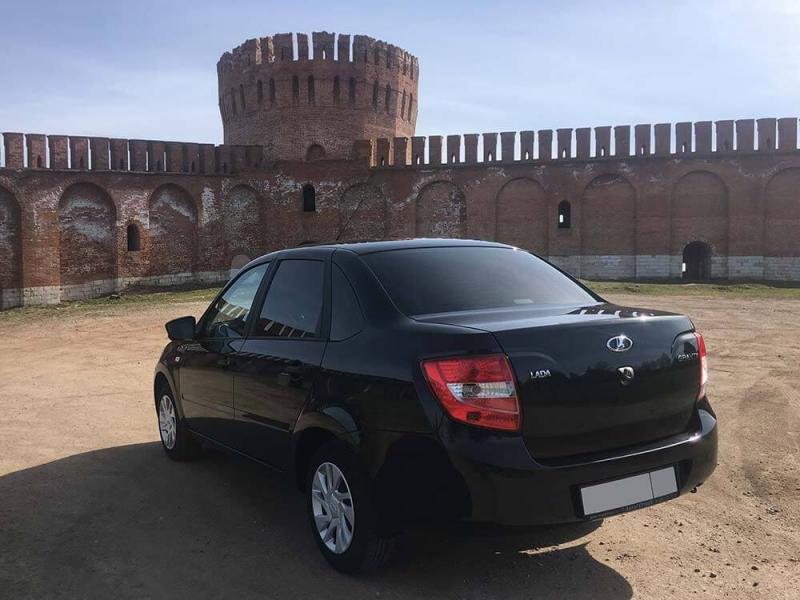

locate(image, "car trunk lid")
[[415, 303, 702, 460]]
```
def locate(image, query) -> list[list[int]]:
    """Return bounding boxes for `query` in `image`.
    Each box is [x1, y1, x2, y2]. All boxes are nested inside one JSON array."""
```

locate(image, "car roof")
[[314, 238, 512, 255], [246, 238, 514, 267]]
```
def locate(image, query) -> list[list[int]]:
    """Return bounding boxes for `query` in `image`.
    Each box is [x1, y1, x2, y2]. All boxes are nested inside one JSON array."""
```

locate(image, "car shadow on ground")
[[0, 443, 632, 600]]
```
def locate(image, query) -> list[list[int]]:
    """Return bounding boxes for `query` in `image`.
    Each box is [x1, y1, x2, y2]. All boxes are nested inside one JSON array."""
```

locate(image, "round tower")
[[217, 32, 419, 162]]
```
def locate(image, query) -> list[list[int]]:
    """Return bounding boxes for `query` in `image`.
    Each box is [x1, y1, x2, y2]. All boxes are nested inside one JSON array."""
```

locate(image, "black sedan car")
[[153, 239, 717, 573]]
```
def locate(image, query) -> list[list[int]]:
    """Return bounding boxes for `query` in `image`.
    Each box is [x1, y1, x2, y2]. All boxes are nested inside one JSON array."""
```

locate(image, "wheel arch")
[[292, 409, 361, 491], [153, 365, 185, 419]]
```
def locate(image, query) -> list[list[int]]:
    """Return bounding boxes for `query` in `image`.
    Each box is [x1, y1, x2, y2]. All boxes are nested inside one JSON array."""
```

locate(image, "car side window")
[[330, 265, 364, 341], [254, 260, 324, 338], [202, 263, 268, 339]]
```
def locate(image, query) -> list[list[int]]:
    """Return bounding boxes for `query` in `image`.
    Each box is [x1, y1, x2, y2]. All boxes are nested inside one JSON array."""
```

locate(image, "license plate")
[[580, 466, 678, 517]]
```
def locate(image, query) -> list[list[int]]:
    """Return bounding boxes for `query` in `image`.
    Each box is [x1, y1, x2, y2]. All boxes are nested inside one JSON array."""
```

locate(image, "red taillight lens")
[[695, 332, 708, 399], [421, 354, 521, 432]]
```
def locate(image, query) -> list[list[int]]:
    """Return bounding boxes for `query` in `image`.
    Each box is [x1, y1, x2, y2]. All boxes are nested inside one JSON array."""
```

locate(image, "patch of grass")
[[0, 285, 221, 323], [583, 279, 800, 299]]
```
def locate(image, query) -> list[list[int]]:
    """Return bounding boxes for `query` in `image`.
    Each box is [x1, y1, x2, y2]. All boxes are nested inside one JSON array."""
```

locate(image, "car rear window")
[[362, 246, 598, 316]]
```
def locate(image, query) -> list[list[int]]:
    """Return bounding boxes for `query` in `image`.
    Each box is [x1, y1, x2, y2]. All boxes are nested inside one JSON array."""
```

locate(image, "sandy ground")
[[0, 292, 798, 599]]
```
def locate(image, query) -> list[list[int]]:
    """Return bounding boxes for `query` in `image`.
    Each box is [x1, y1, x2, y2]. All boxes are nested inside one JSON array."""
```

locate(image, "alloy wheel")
[[311, 462, 355, 554], [158, 394, 177, 450]]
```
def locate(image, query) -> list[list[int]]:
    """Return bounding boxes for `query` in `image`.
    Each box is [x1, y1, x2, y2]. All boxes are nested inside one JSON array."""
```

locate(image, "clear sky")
[[1, 0, 798, 144]]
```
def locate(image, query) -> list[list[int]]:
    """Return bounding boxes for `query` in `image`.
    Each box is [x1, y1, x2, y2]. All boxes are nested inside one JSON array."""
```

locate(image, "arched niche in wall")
[[495, 177, 547, 254], [337, 183, 387, 241], [764, 168, 800, 257], [148, 184, 197, 276], [415, 181, 466, 238], [671, 171, 729, 259], [58, 183, 117, 288], [223, 185, 261, 260], [0, 185, 22, 308], [581, 174, 636, 257]]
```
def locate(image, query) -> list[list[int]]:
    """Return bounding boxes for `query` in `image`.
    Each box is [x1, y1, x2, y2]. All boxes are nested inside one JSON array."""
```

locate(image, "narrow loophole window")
[[126, 224, 141, 251], [302, 184, 316, 212], [558, 200, 571, 229]]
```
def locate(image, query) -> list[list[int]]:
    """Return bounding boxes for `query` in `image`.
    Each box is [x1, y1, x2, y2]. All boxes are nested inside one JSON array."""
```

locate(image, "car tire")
[[155, 383, 202, 461], [306, 441, 394, 574]]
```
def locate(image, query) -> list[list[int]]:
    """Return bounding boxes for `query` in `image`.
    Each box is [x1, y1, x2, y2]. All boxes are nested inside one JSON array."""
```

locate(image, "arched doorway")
[[682, 241, 712, 280]]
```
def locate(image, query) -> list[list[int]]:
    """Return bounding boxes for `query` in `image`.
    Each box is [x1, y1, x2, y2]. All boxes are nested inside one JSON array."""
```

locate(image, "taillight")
[[421, 354, 520, 432], [695, 332, 708, 399]]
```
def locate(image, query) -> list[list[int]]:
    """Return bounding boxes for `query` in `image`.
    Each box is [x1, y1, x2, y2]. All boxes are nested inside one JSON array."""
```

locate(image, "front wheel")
[[156, 385, 202, 461], [306, 442, 394, 573]]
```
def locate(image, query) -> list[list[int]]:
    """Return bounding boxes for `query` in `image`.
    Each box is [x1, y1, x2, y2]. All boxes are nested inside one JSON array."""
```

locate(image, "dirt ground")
[[0, 290, 798, 599]]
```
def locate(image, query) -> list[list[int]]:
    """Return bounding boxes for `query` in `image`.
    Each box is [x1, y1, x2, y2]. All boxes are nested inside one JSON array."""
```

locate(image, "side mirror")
[[165, 316, 197, 341]]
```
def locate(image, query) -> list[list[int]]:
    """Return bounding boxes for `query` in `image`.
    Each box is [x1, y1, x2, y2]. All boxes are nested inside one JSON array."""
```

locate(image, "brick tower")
[[217, 32, 419, 162]]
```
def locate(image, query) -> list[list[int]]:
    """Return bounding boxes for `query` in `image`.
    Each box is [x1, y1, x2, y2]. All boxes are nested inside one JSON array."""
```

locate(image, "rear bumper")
[[441, 404, 718, 526]]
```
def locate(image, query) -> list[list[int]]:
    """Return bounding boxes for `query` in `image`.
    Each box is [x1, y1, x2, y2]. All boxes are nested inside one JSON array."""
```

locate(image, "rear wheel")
[[156, 384, 202, 461], [306, 442, 394, 573]]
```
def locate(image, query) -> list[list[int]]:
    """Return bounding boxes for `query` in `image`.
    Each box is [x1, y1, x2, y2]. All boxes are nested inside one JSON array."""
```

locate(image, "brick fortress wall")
[[1, 31, 799, 308]]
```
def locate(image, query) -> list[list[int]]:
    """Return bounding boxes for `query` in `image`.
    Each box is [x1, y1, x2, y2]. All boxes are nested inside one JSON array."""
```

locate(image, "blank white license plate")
[[580, 467, 678, 517]]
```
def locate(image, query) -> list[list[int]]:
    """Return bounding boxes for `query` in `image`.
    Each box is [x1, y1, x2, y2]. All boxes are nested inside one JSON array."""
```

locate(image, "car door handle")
[[278, 361, 305, 386], [282, 360, 304, 374]]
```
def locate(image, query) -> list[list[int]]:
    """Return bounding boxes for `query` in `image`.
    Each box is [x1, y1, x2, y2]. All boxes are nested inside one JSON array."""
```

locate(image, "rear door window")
[[254, 260, 325, 338]]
